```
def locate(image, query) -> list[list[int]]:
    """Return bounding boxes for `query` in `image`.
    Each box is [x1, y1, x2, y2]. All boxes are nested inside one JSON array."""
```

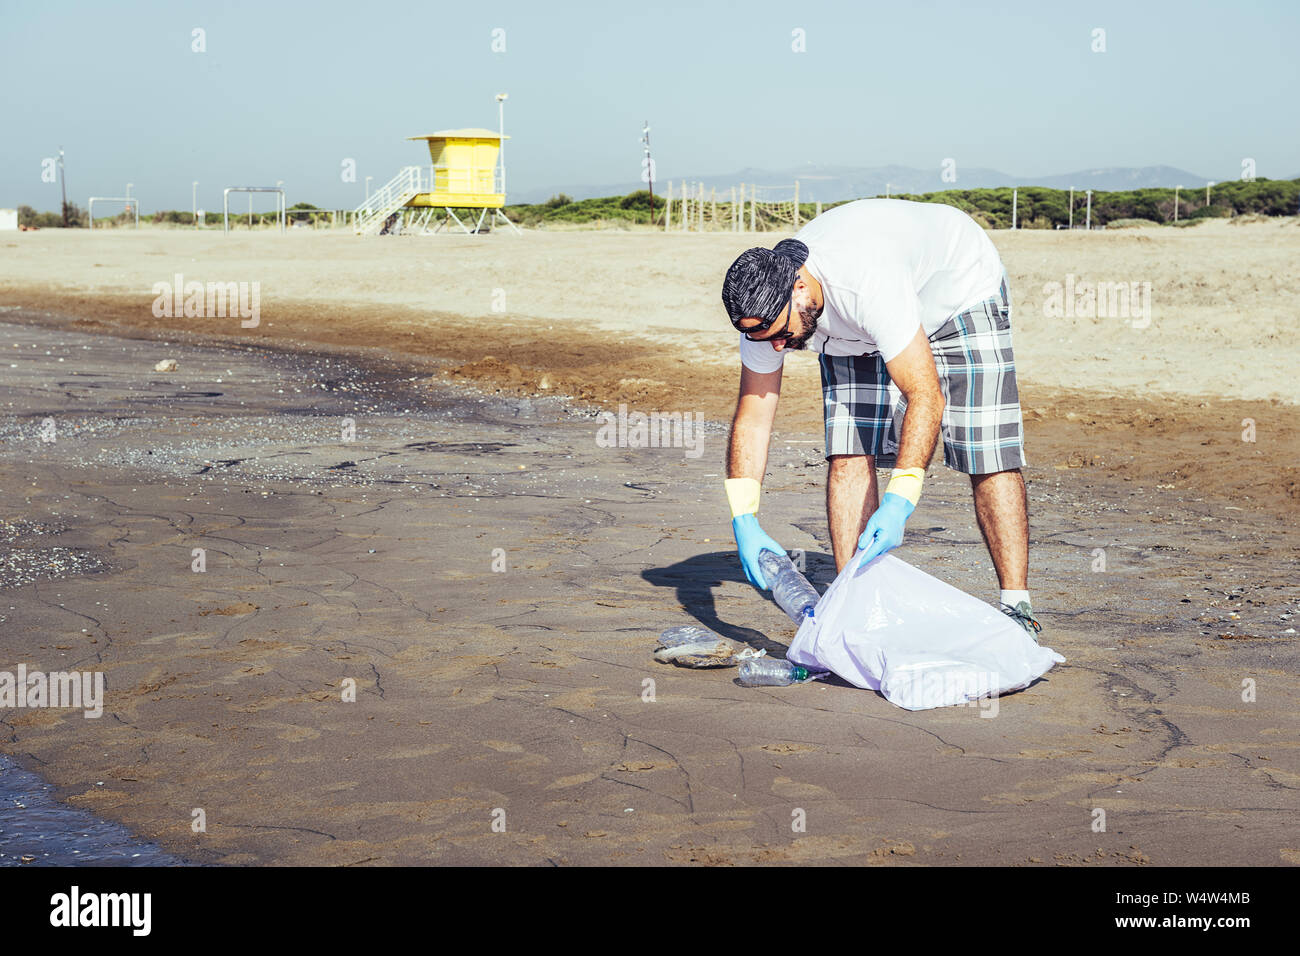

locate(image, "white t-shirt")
[[738, 198, 1006, 372]]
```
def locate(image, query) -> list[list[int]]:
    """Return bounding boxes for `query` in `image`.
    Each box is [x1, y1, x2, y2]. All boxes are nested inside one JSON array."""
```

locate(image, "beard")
[[783, 302, 823, 350]]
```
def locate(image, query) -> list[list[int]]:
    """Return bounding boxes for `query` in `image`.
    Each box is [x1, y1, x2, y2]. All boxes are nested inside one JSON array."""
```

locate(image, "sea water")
[[0, 754, 189, 866]]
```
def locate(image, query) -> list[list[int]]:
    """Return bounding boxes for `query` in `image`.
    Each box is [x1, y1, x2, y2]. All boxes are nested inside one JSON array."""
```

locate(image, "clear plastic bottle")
[[757, 549, 820, 622], [738, 658, 814, 686]]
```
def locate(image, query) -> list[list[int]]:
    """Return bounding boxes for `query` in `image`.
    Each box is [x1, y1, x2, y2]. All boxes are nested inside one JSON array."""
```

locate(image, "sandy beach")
[[1, 222, 1297, 865]]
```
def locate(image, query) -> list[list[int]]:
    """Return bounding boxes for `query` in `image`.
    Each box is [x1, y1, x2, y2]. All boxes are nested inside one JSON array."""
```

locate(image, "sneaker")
[[1000, 601, 1042, 642]]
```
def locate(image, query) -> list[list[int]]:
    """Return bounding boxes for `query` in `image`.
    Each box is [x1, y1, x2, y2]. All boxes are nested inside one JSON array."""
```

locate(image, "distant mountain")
[[1029, 166, 1213, 191], [510, 164, 1214, 205]]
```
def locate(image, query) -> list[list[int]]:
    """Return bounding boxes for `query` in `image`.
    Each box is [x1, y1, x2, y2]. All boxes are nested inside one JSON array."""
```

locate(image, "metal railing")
[[353, 167, 422, 235]]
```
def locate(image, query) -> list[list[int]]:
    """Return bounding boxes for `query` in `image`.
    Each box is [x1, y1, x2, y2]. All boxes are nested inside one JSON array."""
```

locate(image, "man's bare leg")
[[827, 454, 880, 573], [969, 469, 1029, 590]]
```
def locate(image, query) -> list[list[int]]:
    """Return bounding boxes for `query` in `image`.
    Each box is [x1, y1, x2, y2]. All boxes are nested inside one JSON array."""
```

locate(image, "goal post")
[[87, 197, 139, 229], [223, 186, 286, 235]]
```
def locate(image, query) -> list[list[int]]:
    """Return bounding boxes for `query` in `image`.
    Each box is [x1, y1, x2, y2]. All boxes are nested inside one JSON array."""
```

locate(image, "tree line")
[[16, 180, 1297, 229]]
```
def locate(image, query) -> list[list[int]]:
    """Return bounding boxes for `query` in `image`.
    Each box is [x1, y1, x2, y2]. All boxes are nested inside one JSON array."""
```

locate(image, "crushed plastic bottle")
[[737, 658, 823, 686], [659, 625, 722, 646], [654, 624, 732, 663], [655, 625, 767, 667], [757, 549, 820, 622]]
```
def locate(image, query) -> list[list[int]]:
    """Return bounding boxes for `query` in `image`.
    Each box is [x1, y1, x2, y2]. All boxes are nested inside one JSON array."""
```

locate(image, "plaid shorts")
[[818, 276, 1026, 474]]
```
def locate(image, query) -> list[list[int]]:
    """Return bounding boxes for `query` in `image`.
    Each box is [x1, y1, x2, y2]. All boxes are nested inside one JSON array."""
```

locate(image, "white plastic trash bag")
[[786, 554, 1065, 711]]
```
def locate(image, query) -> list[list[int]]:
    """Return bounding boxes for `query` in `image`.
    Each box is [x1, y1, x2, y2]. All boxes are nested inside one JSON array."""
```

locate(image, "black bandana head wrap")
[[720, 239, 810, 331]]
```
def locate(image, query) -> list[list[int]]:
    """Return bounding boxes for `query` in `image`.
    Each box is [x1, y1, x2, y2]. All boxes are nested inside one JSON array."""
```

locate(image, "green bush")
[[18, 202, 84, 227]]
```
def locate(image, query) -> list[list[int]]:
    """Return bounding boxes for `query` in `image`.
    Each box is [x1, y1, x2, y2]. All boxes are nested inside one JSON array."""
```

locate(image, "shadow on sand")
[[641, 549, 865, 689]]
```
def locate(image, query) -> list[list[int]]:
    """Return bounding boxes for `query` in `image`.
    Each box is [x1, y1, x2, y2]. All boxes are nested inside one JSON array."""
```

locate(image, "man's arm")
[[852, 326, 944, 568], [727, 363, 783, 479], [883, 326, 944, 469], [726, 362, 786, 589]]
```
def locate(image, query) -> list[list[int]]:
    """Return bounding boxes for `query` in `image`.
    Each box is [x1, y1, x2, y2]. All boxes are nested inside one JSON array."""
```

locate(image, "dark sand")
[[1, 311, 1297, 866]]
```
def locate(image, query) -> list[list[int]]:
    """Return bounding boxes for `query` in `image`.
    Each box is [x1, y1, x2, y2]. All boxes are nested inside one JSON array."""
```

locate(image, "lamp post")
[[192, 181, 199, 227], [495, 93, 508, 196], [1085, 190, 1092, 230], [58, 147, 68, 227], [642, 121, 653, 226], [1206, 181, 1215, 207], [1174, 184, 1182, 223]]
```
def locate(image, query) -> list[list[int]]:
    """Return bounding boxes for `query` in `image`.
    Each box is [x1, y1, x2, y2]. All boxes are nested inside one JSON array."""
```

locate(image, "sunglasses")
[[736, 280, 798, 343]]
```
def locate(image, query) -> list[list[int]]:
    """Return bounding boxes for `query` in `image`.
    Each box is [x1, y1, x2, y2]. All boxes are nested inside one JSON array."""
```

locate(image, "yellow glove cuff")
[[724, 477, 762, 518], [884, 467, 925, 507]]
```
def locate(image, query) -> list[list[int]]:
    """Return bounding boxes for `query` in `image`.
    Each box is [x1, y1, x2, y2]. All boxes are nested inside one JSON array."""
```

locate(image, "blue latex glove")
[[855, 492, 916, 570], [731, 513, 785, 590]]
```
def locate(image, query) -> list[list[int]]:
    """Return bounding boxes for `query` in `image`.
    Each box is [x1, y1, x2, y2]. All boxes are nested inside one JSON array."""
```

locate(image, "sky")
[[2, 0, 1297, 212]]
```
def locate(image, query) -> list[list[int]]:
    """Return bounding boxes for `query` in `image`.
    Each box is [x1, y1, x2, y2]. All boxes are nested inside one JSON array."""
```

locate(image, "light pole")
[[1206, 181, 1215, 207], [1069, 187, 1074, 229], [1085, 190, 1092, 230], [58, 147, 68, 227], [885, 182, 891, 198], [495, 93, 508, 196], [192, 181, 199, 227], [642, 121, 653, 226], [1174, 184, 1182, 223]]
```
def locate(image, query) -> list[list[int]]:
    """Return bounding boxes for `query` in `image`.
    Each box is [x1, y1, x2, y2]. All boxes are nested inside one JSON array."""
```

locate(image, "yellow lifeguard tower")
[[353, 127, 520, 236]]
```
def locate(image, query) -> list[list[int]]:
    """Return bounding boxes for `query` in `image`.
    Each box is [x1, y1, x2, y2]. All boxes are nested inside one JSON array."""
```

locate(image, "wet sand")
[[1, 311, 1296, 866]]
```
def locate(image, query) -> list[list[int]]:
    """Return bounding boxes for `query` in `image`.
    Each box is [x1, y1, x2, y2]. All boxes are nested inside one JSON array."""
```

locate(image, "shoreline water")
[[0, 754, 188, 866]]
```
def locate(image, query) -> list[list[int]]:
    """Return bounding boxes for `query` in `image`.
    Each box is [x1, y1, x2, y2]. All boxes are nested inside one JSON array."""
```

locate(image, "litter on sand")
[[654, 625, 766, 668], [787, 553, 1065, 710], [656, 551, 1061, 710], [737, 657, 830, 686]]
